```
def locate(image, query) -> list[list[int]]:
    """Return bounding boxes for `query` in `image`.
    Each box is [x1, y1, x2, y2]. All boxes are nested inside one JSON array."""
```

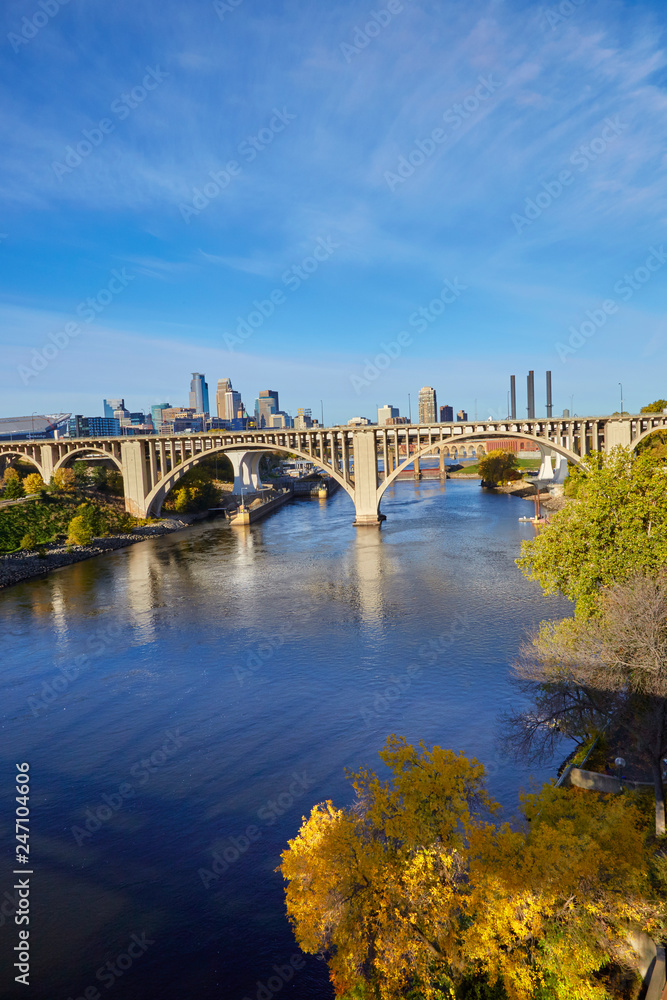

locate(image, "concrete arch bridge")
[[1, 413, 664, 526]]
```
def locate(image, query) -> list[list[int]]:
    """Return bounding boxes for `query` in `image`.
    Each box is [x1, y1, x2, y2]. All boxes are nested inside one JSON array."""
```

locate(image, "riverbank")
[[0, 515, 203, 589]]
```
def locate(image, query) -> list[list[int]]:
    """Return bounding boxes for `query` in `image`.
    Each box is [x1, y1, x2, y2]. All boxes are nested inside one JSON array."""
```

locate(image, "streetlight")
[[618, 382, 624, 416], [408, 393, 411, 424], [320, 399, 324, 427]]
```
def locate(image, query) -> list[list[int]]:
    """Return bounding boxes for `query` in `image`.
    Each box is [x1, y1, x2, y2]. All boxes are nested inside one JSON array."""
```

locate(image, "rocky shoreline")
[[0, 515, 203, 590]]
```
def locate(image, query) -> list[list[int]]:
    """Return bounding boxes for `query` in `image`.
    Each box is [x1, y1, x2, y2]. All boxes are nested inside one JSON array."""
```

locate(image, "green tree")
[[173, 487, 192, 513], [67, 515, 93, 546], [73, 460, 89, 486], [478, 450, 518, 487], [106, 470, 123, 495], [640, 400, 667, 413], [3, 474, 25, 500], [517, 449, 667, 618], [505, 574, 667, 836], [280, 736, 660, 1000], [20, 532, 37, 551], [90, 465, 108, 491]]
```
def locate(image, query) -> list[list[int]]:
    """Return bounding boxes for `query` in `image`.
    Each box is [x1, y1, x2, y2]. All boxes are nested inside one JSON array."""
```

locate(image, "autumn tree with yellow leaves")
[[280, 736, 664, 1000]]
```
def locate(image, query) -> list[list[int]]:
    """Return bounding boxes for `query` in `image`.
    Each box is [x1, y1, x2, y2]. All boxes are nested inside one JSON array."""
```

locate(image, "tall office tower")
[[546, 370, 553, 418], [216, 378, 232, 419], [418, 387, 437, 424], [103, 398, 124, 419], [440, 404, 454, 422], [510, 376, 517, 419], [225, 390, 242, 422], [456, 409, 468, 422], [189, 373, 210, 415], [151, 403, 171, 431], [377, 404, 399, 426], [527, 370, 535, 419], [257, 389, 279, 428]]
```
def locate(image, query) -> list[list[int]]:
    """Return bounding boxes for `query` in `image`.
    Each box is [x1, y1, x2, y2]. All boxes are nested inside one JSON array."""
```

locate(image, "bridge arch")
[[53, 448, 123, 474], [377, 430, 581, 503], [630, 426, 667, 453], [143, 443, 354, 517], [0, 450, 45, 477]]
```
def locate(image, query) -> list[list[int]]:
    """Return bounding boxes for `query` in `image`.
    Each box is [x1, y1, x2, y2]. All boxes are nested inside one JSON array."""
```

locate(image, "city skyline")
[[2, 0, 666, 422]]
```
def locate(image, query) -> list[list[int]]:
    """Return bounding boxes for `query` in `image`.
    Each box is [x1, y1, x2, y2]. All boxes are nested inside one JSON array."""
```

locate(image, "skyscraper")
[[216, 378, 233, 419], [189, 373, 210, 415], [103, 398, 124, 419], [418, 387, 437, 424], [257, 390, 279, 428], [440, 404, 453, 422]]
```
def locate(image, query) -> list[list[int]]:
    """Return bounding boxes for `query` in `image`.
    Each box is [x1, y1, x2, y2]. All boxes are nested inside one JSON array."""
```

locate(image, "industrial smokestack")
[[510, 375, 516, 420], [546, 371, 553, 418], [527, 370, 535, 419]]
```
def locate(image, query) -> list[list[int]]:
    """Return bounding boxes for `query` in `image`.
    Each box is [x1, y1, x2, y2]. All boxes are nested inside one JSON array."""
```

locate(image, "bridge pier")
[[227, 450, 265, 495]]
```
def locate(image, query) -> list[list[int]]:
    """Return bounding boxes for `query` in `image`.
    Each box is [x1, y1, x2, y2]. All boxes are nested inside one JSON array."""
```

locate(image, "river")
[[0, 479, 571, 999]]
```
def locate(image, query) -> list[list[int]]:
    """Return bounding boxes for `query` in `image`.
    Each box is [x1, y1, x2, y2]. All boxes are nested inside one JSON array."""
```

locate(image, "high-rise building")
[[103, 398, 124, 419], [151, 403, 171, 431], [257, 390, 279, 428], [418, 387, 437, 424], [294, 408, 313, 430], [216, 378, 233, 419], [189, 373, 210, 415], [456, 409, 468, 422], [68, 415, 121, 438], [377, 404, 399, 426], [440, 404, 454, 422], [225, 390, 242, 423]]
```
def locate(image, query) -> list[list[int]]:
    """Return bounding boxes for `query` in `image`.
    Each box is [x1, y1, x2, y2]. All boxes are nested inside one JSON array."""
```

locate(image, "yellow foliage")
[[52, 468, 76, 492], [23, 473, 44, 494], [279, 736, 661, 1000]]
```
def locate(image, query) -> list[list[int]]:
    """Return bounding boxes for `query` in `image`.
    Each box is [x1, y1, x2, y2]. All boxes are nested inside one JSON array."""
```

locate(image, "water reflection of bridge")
[[2, 413, 665, 526]]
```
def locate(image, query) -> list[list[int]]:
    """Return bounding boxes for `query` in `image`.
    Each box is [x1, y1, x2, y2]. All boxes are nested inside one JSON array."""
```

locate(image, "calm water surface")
[[0, 480, 571, 999]]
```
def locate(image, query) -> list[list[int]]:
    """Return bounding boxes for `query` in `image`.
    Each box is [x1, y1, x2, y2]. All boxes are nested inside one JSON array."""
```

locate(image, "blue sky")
[[1, 0, 667, 423]]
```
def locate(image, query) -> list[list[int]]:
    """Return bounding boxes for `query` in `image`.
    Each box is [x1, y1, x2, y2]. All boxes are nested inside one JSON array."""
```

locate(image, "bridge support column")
[[413, 453, 421, 479], [248, 453, 264, 492], [227, 450, 255, 495], [40, 444, 56, 482], [121, 440, 151, 518], [439, 446, 446, 480], [352, 431, 384, 526]]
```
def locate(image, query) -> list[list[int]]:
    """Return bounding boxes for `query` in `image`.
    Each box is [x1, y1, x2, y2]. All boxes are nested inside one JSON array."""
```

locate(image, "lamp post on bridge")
[[618, 382, 624, 417]]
